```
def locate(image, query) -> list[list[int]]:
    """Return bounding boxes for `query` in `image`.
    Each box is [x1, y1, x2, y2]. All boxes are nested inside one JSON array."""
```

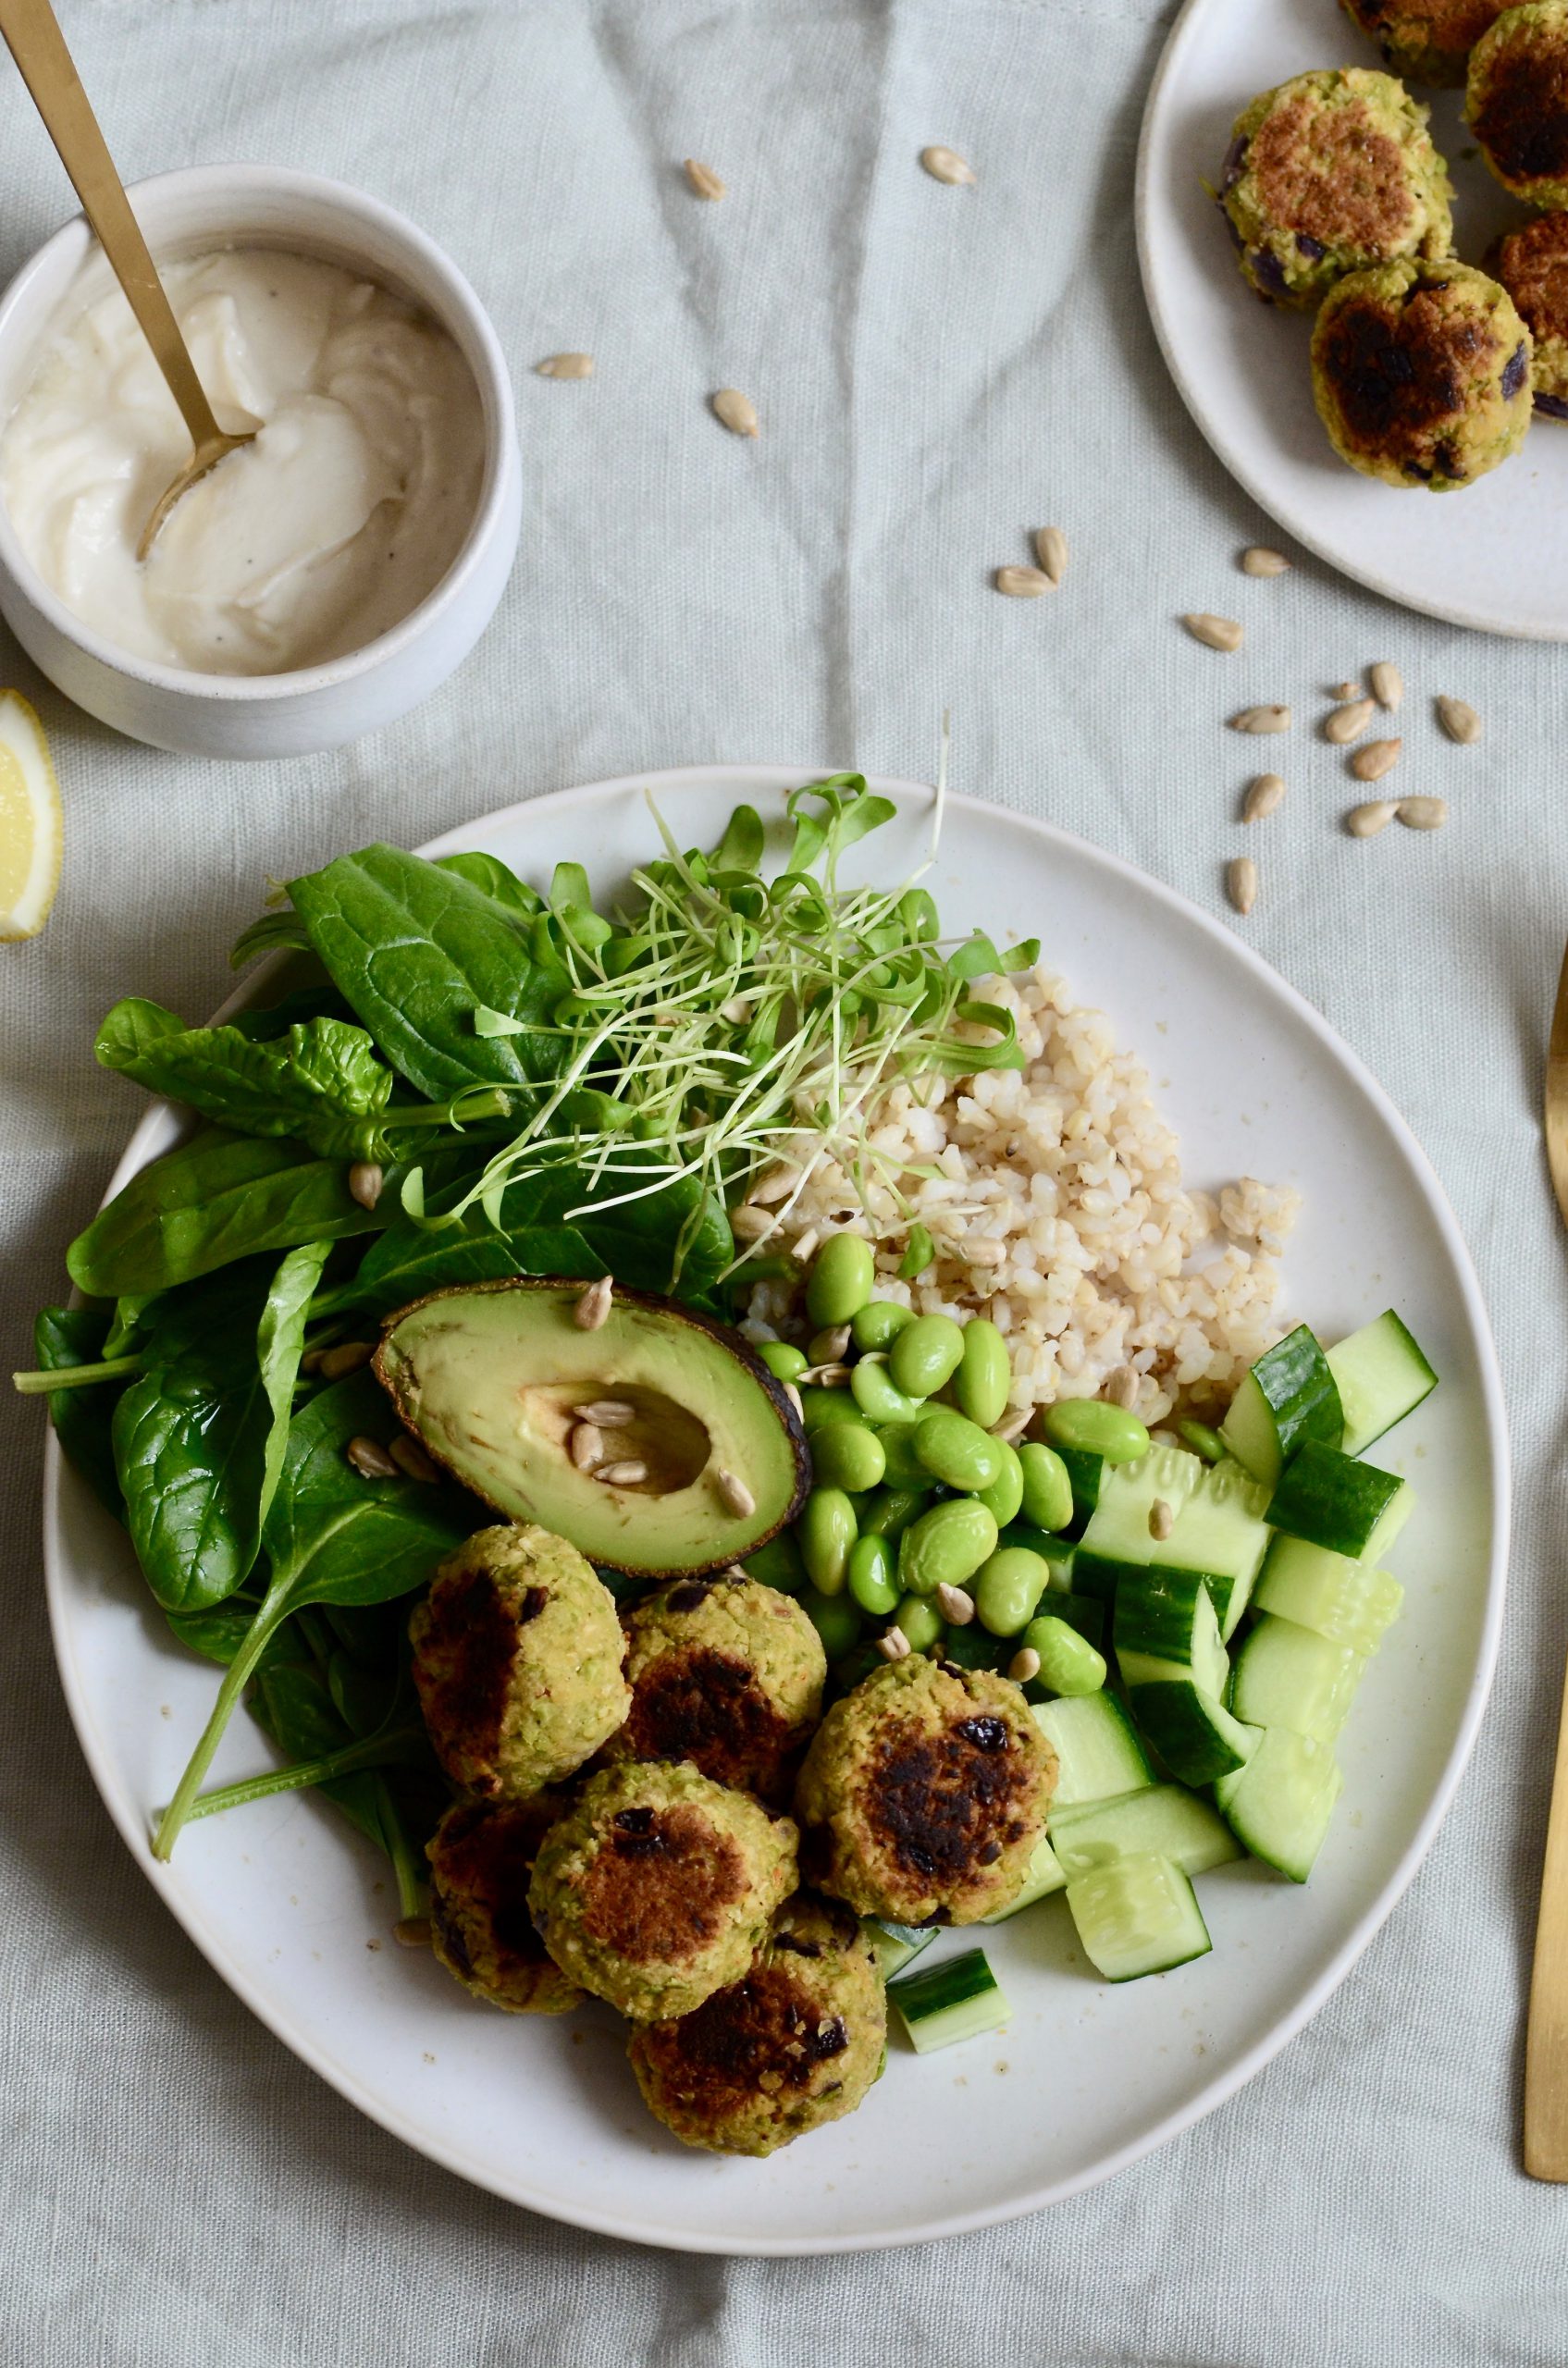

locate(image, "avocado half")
[[373, 1276, 811, 1581]]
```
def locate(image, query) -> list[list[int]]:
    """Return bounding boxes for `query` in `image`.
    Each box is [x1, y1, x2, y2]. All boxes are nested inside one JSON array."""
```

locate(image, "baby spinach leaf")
[[95, 999, 396, 1161], [165, 1595, 269, 1666], [32, 1307, 126, 1516], [431, 851, 544, 915], [287, 844, 570, 1100], [230, 910, 312, 969]]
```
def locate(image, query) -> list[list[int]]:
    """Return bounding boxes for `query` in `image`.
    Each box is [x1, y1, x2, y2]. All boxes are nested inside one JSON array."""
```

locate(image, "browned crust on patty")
[[1346, 0, 1510, 54], [1490, 211, 1568, 337], [578, 1800, 747, 1965], [859, 1701, 1038, 1894], [427, 1794, 579, 2011], [1250, 91, 1416, 246], [617, 1645, 801, 1802], [409, 1565, 525, 1794], [1475, 34, 1568, 181], [1316, 277, 1502, 456]]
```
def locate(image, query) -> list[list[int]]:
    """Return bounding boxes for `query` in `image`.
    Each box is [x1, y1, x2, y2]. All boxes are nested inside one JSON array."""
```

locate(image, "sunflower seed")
[[730, 1203, 778, 1241], [1351, 738, 1401, 783], [319, 1340, 376, 1381], [1325, 697, 1375, 746], [1106, 1364, 1141, 1410], [1331, 681, 1362, 702], [574, 1276, 613, 1331], [1227, 856, 1258, 916], [936, 1583, 975, 1626], [798, 1361, 853, 1388], [720, 996, 753, 1025], [393, 1918, 432, 1949], [1182, 612, 1243, 652], [536, 352, 595, 379], [790, 1227, 821, 1264], [1033, 526, 1068, 586], [1242, 772, 1286, 822], [920, 144, 976, 186], [1229, 705, 1290, 734], [995, 564, 1052, 598], [994, 1405, 1033, 1443], [580, 1399, 636, 1426], [1369, 661, 1404, 711], [389, 1436, 440, 1485], [596, 1459, 648, 1486], [1396, 796, 1448, 831], [346, 1437, 398, 1479], [878, 1625, 913, 1661], [684, 157, 726, 200], [1346, 800, 1397, 838], [1149, 1498, 1175, 1541], [1008, 1646, 1042, 1684], [569, 1422, 604, 1473], [1241, 546, 1290, 576], [809, 1324, 854, 1363], [712, 388, 759, 437], [747, 1164, 799, 1205], [715, 1467, 757, 1518], [784, 1382, 805, 1420], [348, 1161, 384, 1209], [1436, 696, 1481, 745]]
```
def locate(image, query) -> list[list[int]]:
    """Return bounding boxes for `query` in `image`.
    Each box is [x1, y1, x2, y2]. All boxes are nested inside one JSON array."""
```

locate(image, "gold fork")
[[1525, 938, 1568, 2178]]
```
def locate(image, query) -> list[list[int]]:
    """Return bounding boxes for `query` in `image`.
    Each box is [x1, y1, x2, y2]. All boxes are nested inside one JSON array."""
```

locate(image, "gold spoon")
[[1525, 935, 1568, 2179], [0, 0, 253, 560]]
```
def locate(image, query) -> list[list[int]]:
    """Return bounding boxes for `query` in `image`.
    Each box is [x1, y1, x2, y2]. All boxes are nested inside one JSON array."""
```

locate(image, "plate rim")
[[1133, 0, 1568, 642], [42, 762, 1512, 2252]]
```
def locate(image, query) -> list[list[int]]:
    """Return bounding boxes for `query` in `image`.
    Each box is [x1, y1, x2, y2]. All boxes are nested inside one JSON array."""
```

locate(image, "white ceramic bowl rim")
[[0, 163, 512, 701]]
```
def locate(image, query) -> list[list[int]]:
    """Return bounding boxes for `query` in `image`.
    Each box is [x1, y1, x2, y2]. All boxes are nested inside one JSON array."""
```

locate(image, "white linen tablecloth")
[[2, 1, 1564, 2358]]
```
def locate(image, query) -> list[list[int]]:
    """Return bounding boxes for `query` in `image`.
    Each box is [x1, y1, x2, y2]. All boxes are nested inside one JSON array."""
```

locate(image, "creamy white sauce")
[[0, 249, 485, 675]]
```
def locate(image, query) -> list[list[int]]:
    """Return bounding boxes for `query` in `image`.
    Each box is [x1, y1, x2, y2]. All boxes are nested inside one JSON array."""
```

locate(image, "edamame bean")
[[875, 1423, 931, 1488], [892, 1595, 945, 1655], [851, 1358, 923, 1428], [847, 1534, 900, 1617], [898, 1498, 999, 1597], [806, 1233, 875, 1328], [851, 1300, 915, 1354], [810, 1421, 887, 1495], [954, 1318, 1011, 1430], [974, 1546, 1051, 1637], [1040, 1398, 1151, 1465], [800, 1585, 862, 1660], [798, 1486, 857, 1595], [758, 1341, 809, 1385], [1178, 1418, 1227, 1464], [1018, 1442, 1075, 1534], [1001, 1523, 1076, 1588], [800, 1388, 863, 1436], [860, 1486, 930, 1540], [914, 1407, 1005, 1494], [888, 1312, 966, 1400], [975, 1440, 1024, 1529], [1019, 1613, 1106, 1696]]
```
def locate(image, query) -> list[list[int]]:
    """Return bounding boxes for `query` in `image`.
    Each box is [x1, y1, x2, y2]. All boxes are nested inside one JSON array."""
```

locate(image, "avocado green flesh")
[[376, 1278, 809, 1577]]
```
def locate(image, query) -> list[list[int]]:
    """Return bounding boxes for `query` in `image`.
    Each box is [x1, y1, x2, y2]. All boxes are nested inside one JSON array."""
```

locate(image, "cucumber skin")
[[1128, 1680, 1259, 1785], [1265, 1440, 1406, 1560]]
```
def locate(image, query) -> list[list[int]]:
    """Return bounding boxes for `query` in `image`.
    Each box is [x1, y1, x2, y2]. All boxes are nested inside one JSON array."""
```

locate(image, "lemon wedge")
[[0, 691, 62, 942]]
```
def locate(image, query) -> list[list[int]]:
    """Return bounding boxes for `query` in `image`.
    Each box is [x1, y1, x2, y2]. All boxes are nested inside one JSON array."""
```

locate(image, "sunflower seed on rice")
[[1229, 705, 1290, 734], [348, 1161, 384, 1209], [730, 1203, 778, 1241], [936, 1583, 975, 1626], [790, 1228, 821, 1264], [1369, 661, 1404, 711], [1436, 696, 1481, 745], [569, 1422, 604, 1473], [1033, 526, 1068, 586], [574, 1276, 613, 1331], [1325, 697, 1375, 746], [1240, 546, 1290, 576], [319, 1340, 376, 1381], [1149, 1498, 1175, 1541], [684, 157, 726, 200], [1242, 772, 1286, 822], [1227, 857, 1258, 916], [711, 388, 759, 437], [596, 1460, 648, 1486], [536, 352, 595, 379], [994, 1406, 1033, 1443], [1182, 612, 1244, 652], [747, 1164, 798, 1204], [1346, 799, 1397, 838], [389, 1436, 440, 1485], [580, 1399, 636, 1426], [1008, 1646, 1042, 1684], [878, 1625, 913, 1661], [1351, 738, 1401, 783], [1396, 796, 1448, 831], [1105, 1364, 1141, 1410], [920, 144, 976, 185], [346, 1437, 399, 1479], [995, 564, 1052, 598], [715, 1468, 757, 1518]]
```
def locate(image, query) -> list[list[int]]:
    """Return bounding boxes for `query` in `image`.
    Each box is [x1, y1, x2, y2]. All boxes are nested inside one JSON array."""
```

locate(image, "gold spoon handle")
[[0, 0, 226, 458], [1525, 1647, 1568, 2178]]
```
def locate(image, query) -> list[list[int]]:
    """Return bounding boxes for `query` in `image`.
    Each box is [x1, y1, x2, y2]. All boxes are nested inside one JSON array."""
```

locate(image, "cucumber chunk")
[[1327, 1310, 1438, 1457], [980, 1832, 1068, 1922], [1127, 1679, 1260, 1785], [1115, 1568, 1230, 1699], [1032, 1692, 1154, 1806], [1215, 1727, 1342, 1882], [889, 1948, 1009, 2052], [1219, 1325, 1343, 1489], [1049, 1782, 1241, 1878], [1078, 1445, 1203, 1564], [1229, 1612, 1366, 1744], [1253, 1535, 1404, 1655], [864, 1918, 937, 1979], [1076, 1449, 1271, 1638], [1265, 1440, 1411, 1562], [1066, 1852, 1212, 1980]]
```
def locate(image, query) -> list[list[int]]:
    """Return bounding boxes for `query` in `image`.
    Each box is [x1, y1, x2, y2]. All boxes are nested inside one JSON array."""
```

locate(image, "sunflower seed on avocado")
[[374, 1276, 810, 1579]]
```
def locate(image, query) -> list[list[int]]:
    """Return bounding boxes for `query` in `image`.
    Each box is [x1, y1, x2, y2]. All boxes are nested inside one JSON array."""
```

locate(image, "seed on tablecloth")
[[1242, 773, 1286, 822], [1346, 800, 1397, 837], [1182, 612, 1243, 651], [920, 145, 976, 185], [1436, 696, 1481, 745], [1241, 546, 1290, 576], [1369, 661, 1403, 710], [1325, 697, 1375, 745], [1033, 526, 1068, 586], [711, 388, 759, 437], [996, 565, 1052, 598], [684, 158, 726, 199], [1229, 705, 1290, 734], [536, 352, 595, 379], [1351, 738, 1401, 783], [1227, 856, 1257, 915], [1396, 796, 1448, 831]]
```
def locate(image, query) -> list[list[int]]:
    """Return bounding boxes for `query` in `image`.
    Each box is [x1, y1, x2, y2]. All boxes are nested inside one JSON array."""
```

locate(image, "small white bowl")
[[0, 166, 521, 758]]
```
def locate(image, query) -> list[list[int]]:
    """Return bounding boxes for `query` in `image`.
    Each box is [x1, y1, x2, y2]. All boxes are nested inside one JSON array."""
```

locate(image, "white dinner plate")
[[44, 766, 1508, 2252], [1137, 0, 1568, 636]]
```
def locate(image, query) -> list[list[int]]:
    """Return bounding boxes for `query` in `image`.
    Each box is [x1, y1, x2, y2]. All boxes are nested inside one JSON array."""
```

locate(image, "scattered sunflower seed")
[[1105, 1364, 1141, 1410], [393, 1918, 432, 1949], [936, 1583, 976, 1626], [1345, 799, 1397, 838], [1242, 772, 1286, 823], [1369, 661, 1404, 711], [730, 1203, 778, 1242], [1240, 546, 1290, 576], [580, 1399, 636, 1426], [1149, 1498, 1175, 1542], [536, 352, 595, 379], [596, 1459, 648, 1486], [1229, 705, 1290, 734], [994, 1406, 1033, 1443], [569, 1422, 604, 1473], [790, 1227, 821, 1265], [995, 564, 1052, 598], [574, 1276, 613, 1331], [747, 1164, 799, 1205], [809, 1324, 854, 1363], [1008, 1646, 1042, 1684], [920, 144, 976, 186], [1396, 796, 1448, 831], [715, 1467, 757, 1519], [878, 1625, 913, 1661], [799, 1361, 853, 1388], [346, 1437, 398, 1479], [684, 157, 726, 200], [1351, 738, 1402, 783], [1033, 526, 1068, 586], [1330, 681, 1362, 702], [1436, 696, 1481, 745], [720, 996, 753, 1024], [1182, 611, 1243, 652], [348, 1161, 384, 1210], [319, 1340, 376, 1381], [784, 1382, 805, 1420], [711, 388, 759, 437], [389, 1436, 440, 1485], [1227, 855, 1258, 916], [1325, 697, 1375, 746]]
